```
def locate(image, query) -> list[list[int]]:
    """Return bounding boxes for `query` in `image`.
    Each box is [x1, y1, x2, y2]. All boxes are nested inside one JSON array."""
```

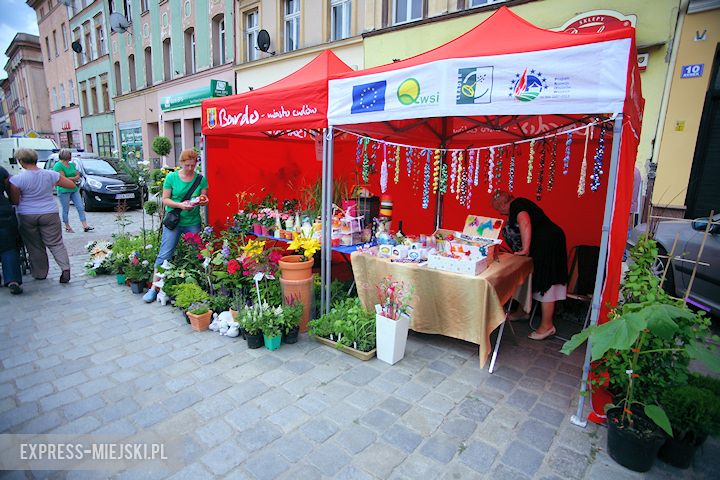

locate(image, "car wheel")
[[81, 190, 95, 212], [651, 247, 676, 296]]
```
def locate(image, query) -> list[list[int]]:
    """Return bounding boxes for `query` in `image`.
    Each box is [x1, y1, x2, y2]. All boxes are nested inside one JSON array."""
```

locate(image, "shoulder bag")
[[162, 174, 203, 230]]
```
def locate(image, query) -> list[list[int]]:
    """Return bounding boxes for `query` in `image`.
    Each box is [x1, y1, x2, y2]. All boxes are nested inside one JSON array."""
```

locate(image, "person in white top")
[[9, 148, 76, 283]]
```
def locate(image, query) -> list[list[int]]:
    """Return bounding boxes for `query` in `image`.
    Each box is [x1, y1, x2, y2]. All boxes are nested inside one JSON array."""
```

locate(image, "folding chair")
[[529, 245, 599, 341]]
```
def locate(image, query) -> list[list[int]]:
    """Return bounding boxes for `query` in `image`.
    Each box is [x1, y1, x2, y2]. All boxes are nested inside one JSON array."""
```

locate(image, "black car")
[[45, 153, 145, 211]]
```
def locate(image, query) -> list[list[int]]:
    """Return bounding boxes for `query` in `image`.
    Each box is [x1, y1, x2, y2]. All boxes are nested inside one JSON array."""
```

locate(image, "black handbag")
[[162, 174, 203, 230]]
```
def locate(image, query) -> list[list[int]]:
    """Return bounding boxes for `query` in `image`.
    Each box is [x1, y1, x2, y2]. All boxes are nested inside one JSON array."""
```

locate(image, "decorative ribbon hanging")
[[487, 147, 495, 194], [473, 149, 480, 186], [509, 144, 516, 192], [590, 127, 606, 192], [450, 151, 458, 194], [432, 149, 441, 194], [536, 139, 546, 201], [406, 147, 413, 177], [548, 135, 557, 191], [527, 139, 535, 183], [563, 132, 572, 175], [578, 125, 591, 197], [456, 151, 464, 200], [380, 143, 388, 193], [361, 138, 370, 182], [394, 145, 401, 184], [422, 150, 431, 209]]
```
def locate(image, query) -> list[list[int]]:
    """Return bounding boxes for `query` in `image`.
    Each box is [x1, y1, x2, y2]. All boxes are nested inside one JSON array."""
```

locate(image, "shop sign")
[[61, 121, 71, 130], [555, 10, 637, 34], [160, 80, 232, 112], [680, 64, 704, 78]]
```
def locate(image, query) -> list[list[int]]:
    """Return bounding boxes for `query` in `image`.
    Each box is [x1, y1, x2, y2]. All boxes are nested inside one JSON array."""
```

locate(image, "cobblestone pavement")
[[1, 211, 718, 479]]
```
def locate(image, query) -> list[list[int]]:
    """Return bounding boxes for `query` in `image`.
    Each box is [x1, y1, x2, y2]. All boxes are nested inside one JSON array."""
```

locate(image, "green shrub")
[[152, 136, 172, 157], [309, 297, 375, 352], [144, 200, 158, 216], [661, 385, 720, 441], [188, 301, 209, 315], [280, 302, 303, 334], [174, 283, 209, 310], [208, 294, 231, 313], [689, 373, 720, 397]]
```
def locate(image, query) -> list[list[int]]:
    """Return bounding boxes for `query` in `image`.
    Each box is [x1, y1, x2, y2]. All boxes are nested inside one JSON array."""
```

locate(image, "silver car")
[[628, 214, 720, 316]]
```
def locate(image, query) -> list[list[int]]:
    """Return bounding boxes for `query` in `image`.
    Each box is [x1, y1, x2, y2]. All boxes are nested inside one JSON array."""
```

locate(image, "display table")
[[351, 251, 533, 368]]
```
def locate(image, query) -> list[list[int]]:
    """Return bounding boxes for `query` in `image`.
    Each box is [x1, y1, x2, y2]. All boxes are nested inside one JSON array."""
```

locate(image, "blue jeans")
[[0, 247, 22, 286], [58, 190, 87, 224], [155, 224, 201, 267]]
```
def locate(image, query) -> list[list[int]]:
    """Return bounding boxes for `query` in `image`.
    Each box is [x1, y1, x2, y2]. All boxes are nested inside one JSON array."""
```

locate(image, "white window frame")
[[124, 0, 132, 21], [53, 30, 59, 57], [393, 0, 422, 25], [97, 24, 107, 55], [61, 23, 69, 50], [469, 0, 509, 7], [245, 9, 259, 61], [59, 83, 66, 107], [219, 18, 226, 65], [141, 0, 149, 13], [68, 80, 75, 105], [51, 87, 58, 111], [330, 0, 351, 41], [284, 0, 300, 53]]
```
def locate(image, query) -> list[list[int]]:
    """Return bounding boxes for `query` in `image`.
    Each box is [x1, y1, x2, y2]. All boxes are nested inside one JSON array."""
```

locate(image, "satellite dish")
[[58, 0, 72, 6], [110, 12, 131, 34], [71, 41, 83, 53], [256, 30, 274, 54], [17, 106, 27, 115]]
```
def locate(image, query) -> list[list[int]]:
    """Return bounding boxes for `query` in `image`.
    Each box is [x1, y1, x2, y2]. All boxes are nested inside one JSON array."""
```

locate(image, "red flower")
[[268, 251, 283, 265], [227, 259, 241, 275], [197, 254, 203, 260]]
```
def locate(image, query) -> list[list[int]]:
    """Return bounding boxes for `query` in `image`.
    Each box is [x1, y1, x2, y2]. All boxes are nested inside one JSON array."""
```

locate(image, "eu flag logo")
[[351, 81, 386, 114]]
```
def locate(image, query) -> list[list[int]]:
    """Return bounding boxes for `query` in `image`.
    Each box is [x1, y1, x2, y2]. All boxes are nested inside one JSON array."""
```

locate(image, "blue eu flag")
[[351, 81, 386, 114]]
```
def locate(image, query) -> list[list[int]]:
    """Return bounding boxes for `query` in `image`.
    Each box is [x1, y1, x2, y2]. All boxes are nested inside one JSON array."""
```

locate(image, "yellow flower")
[[241, 239, 265, 257], [288, 233, 320, 260]]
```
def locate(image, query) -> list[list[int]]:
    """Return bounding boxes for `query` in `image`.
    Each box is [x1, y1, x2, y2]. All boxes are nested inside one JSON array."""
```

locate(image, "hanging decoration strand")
[[548, 135, 557, 191], [590, 127, 606, 191], [527, 139, 535, 183], [509, 144, 516, 192], [361, 138, 370, 182], [432, 149, 441, 194], [422, 150, 431, 209], [487, 147, 495, 194], [450, 151, 458, 194], [578, 126, 591, 197], [380, 143, 388, 193], [473, 149, 480, 186], [563, 132, 572, 175], [394, 145, 400, 184], [456, 151, 464, 200], [536, 139, 546, 201]]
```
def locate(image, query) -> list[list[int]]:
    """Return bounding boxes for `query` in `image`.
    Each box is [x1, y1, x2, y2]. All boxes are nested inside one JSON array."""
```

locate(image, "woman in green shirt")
[[54, 149, 93, 233], [144, 149, 208, 302]]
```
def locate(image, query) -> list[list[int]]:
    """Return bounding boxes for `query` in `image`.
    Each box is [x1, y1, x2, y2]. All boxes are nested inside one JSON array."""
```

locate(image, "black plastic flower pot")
[[246, 332, 264, 349], [130, 281, 145, 294], [283, 327, 299, 344], [606, 407, 666, 473], [657, 433, 707, 469]]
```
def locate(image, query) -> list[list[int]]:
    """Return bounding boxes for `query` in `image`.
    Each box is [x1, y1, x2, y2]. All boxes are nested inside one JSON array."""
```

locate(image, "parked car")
[[0, 136, 59, 175], [628, 214, 720, 316], [44, 153, 145, 211]]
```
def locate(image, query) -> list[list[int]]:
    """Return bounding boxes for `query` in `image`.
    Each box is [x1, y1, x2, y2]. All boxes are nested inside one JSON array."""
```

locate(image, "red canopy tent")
[[322, 6, 643, 425]]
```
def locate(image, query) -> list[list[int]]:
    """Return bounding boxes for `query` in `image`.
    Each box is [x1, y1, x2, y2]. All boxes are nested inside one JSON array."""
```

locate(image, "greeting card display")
[[427, 215, 503, 276]]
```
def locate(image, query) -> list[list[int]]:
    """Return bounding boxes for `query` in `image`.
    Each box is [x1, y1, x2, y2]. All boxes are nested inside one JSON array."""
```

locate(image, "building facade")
[[28, 0, 84, 149], [69, 0, 117, 156], [109, 0, 235, 166], [0, 81, 10, 137], [653, 0, 720, 219], [3, 33, 53, 136]]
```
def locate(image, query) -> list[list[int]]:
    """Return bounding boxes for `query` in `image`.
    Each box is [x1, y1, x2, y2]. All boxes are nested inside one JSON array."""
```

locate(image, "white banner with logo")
[[327, 39, 631, 126]]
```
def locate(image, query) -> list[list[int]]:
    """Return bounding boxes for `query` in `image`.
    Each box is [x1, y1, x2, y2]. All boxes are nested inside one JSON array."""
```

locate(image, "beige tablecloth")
[[351, 252, 533, 367]]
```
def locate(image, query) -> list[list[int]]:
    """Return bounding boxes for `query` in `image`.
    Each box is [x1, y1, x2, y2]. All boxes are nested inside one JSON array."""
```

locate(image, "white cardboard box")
[[427, 254, 489, 276]]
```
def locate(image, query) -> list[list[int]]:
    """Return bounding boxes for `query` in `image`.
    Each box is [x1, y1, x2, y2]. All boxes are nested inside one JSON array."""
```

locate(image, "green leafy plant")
[[309, 298, 376, 352], [207, 294, 231, 313], [660, 385, 720, 444], [280, 301, 303, 334], [188, 301, 210, 315], [561, 234, 720, 436], [152, 136, 172, 157], [238, 303, 267, 336], [174, 283, 209, 311], [688, 373, 720, 397]]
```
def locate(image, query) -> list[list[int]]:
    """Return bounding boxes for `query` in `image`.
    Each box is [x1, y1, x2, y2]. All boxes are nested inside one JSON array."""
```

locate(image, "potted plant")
[[561, 235, 720, 472], [173, 282, 209, 323], [375, 276, 413, 365], [657, 383, 720, 468], [279, 232, 319, 332], [125, 251, 152, 294], [261, 305, 284, 351], [187, 301, 213, 331], [280, 300, 303, 344], [309, 298, 377, 360], [239, 304, 265, 349]]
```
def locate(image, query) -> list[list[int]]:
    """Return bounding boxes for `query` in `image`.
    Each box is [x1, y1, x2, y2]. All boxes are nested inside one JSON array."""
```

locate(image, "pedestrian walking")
[[8, 148, 76, 283], [54, 148, 94, 233], [0, 166, 23, 294]]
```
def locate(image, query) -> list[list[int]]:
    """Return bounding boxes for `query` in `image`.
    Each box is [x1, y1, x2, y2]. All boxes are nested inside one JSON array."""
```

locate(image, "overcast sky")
[[0, 0, 40, 79]]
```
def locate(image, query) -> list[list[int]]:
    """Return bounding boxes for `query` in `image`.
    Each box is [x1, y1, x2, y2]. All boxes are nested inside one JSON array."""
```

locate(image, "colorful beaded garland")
[[432, 149, 441, 193], [527, 139, 535, 183], [450, 151, 458, 194], [422, 150, 431, 209], [548, 135, 557, 191], [361, 138, 370, 182], [394, 146, 401, 184], [563, 132, 572, 175], [473, 149, 480, 186], [438, 162, 448, 195], [590, 127, 605, 192], [406, 148, 413, 177], [536, 140, 546, 201], [509, 145, 516, 192], [355, 137, 362, 165], [456, 151, 464, 200], [578, 126, 591, 197], [467, 151, 474, 195], [487, 147, 495, 194]]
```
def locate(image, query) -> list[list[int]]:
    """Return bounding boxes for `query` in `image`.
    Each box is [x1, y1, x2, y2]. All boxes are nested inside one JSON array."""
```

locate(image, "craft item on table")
[[378, 244, 393, 257], [578, 125, 590, 197], [563, 131, 572, 175], [527, 139, 535, 183], [450, 150, 458, 193], [341, 199, 357, 217], [361, 228, 372, 243], [406, 147, 413, 177], [394, 146, 401, 184], [438, 162, 448, 195], [341, 233, 361, 246], [379, 194, 393, 219], [391, 245, 409, 259], [285, 215, 294, 231], [432, 149, 441, 194], [536, 139, 546, 201], [422, 150, 431, 209], [331, 235, 341, 247], [509, 145, 516, 192], [294, 212, 301, 232], [487, 147, 495, 194], [590, 127, 605, 192], [427, 215, 503, 275], [548, 135, 557, 191], [362, 138, 370, 182]]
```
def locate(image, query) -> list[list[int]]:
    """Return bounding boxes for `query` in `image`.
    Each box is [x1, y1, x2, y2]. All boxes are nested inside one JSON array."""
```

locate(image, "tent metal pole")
[[320, 129, 328, 316], [571, 114, 624, 428], [324, 127, 335, 316]]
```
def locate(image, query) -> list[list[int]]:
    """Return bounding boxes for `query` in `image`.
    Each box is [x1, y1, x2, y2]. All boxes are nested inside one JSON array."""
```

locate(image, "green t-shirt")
[[54, 161, 78, 193], [163, 171, 208, 226]]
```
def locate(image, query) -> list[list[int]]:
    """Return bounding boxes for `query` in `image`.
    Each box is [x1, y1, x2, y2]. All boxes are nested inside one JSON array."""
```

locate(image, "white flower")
[[145, 244, 153, 250], [160, 260, 174, 270], [142, 260, 149, 266]]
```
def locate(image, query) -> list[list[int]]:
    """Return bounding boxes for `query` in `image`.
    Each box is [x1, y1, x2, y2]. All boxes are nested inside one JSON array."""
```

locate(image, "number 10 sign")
[[681, 64, 704, 78]]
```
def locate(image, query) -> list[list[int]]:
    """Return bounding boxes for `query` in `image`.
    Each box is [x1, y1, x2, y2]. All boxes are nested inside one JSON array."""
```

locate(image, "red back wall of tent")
[[206, 129, 611, 256]]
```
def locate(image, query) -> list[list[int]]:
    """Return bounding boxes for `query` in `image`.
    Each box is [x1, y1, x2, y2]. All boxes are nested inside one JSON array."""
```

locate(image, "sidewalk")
[[1, 251, 718, 479]]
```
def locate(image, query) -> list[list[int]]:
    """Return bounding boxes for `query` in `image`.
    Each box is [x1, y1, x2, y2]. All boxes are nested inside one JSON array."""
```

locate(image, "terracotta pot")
[[280, 277, 313, 333], [187, 310, 213, 331], [229, 308, 238, 321], [279, 255, 314, 281]]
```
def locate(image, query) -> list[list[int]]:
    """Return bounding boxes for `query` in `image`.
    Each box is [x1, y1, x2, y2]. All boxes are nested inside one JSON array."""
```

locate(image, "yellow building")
[[653, 0, 719, 218]]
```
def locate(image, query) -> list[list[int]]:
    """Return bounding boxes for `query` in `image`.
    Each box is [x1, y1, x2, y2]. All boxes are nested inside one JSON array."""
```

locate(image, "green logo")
[[397, 78, 420, 105]]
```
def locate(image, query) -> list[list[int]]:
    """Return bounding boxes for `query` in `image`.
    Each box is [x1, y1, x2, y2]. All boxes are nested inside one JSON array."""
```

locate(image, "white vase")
[[375, 308, 410, 365]]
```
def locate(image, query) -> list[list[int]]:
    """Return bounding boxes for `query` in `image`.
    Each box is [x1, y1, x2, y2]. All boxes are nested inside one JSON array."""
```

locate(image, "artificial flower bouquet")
[[376, 276, 413, 320]]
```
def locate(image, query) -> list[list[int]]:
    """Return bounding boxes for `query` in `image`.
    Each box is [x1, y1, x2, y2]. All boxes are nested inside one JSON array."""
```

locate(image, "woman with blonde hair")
[[144, 149, 208, 302], [9, 148, 76, 283], [54, 148, 93, 233]]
